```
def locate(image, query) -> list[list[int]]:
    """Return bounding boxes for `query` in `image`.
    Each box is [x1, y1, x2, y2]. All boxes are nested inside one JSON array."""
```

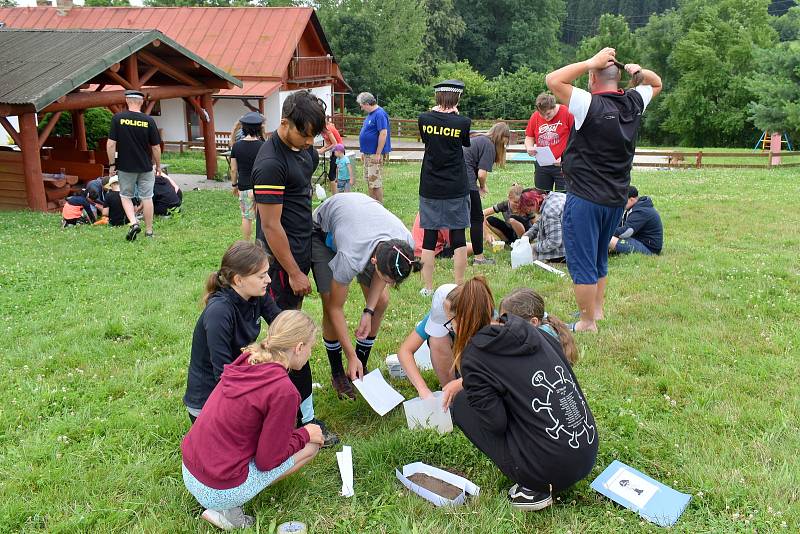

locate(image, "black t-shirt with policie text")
[[251, 132, 319, 268], [230, 139, 265, 191], [418, 110, 471, 199], [108, 111, 161, 173]]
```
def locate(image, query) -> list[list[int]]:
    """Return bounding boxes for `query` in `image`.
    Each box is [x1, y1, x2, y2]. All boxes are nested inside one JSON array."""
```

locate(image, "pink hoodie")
[[181, 352, 310, 489]]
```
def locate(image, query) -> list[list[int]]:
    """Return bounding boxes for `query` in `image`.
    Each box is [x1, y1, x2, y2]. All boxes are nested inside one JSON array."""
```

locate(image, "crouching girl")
[[450, 277, 597, 512], [181, 310, 325, 530]]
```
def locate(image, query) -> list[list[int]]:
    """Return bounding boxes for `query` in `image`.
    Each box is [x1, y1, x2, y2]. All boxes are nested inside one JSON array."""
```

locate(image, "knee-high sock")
[[355, 336, 376, 369], [325, 338, 345, 377]]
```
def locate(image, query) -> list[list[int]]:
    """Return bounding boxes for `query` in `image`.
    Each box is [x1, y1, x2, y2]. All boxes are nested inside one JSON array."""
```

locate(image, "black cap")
[[240, 111, 265, 125], [124, 89, 145, 99], [434, 79, 465, 93]]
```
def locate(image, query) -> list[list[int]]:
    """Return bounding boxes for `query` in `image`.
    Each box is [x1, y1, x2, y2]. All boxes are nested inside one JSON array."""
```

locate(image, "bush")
[[38, 108, 113, 150]]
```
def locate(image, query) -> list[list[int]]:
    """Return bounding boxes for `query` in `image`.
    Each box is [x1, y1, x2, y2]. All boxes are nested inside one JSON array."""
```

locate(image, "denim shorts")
[[562, 193, 624, 285], [614, 237, 655, 255], [182, 457, 294, 510], [117, 170, 155, 199]]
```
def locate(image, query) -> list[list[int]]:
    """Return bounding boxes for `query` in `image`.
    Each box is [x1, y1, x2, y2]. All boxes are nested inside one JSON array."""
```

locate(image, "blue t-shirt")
[[336, 155, 352, 182], [359, 107, 392, 155], [414, 312, 431, 342]]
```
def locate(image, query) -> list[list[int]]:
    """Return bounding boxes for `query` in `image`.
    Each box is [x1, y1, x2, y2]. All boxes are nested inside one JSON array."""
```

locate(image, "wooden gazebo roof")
[[0, 29, 241, 211], [0, 28, 241, 115]]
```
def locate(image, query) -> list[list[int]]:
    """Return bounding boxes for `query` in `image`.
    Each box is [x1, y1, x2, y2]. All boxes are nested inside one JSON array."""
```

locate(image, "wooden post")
[[695, 151, 703, 169], [19, 112, 47, 211], [200, 92, 217, 180], [73, 109, 88, 151], [771, 132, 782, 166], [258, 97, 264, 115]]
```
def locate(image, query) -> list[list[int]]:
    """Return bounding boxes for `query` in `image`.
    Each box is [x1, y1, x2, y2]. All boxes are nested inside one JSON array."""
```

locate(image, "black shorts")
[[534, 162, 566, 192], [267, 260, 310, 310], [327, 153, 338, 182], [487, 215, 531, 244]]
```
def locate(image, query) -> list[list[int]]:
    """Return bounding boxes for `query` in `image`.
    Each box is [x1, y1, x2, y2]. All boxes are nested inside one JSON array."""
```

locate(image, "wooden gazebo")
[[0, 29, 241, 211]]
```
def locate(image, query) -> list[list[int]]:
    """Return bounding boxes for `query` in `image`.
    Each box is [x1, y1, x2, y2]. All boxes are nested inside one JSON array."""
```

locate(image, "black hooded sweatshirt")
[[183, 287, 281, 411], [613, 196, 663, 253], [459, 314, 598, 491]]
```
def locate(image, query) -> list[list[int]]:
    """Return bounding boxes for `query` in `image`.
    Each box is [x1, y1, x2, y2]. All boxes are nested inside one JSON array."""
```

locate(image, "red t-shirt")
[[524, 105, 574, 160], [325, 124, 343, 145]]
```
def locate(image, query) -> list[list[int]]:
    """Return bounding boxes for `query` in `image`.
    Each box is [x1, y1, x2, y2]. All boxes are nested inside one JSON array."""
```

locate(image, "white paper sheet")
[[352, 369, 405, 416], [534, 145, 557, 166], [605, 467, 659, 509], [336, 445, 354, 497], [533, 260, 566, 277]]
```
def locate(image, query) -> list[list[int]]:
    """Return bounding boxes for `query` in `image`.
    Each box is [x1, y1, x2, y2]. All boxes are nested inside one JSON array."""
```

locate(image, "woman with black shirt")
[[230, 112, 266, 241], [418, 80, 472, 296], [450, 277, 598, 511], [462, 122, 510, 265]]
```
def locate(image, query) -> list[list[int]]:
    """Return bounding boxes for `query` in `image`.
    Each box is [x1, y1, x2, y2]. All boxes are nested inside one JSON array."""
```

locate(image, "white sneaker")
[[201, 507, 255, 530], [419, 287, 434, 297]]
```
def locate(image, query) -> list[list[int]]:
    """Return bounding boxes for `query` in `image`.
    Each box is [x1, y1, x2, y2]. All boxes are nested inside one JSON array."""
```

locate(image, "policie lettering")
[[422, 124, 461, 138], [120, 119, 150, 127]]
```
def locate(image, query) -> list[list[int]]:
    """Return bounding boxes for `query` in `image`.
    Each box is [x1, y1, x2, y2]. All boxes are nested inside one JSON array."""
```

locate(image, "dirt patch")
[[407, 473, 462, 500]]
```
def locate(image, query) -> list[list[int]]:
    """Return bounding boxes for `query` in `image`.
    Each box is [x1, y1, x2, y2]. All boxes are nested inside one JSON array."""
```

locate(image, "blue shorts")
[[562, 193, 625, 285], [614, 237, 655, 255], [182, 457, 294, 510]]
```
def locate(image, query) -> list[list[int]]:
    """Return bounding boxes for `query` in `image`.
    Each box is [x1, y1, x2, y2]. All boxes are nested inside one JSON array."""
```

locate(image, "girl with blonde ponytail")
[[181, 310, 324, 530]]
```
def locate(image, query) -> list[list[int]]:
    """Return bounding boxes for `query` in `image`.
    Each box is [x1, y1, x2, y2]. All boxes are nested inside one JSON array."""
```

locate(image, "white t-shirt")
[[568, 85, 654, 130]]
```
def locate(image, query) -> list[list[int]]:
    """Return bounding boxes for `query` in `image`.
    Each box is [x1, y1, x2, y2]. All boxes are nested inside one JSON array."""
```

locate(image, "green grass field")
[[1, 163, 798, 533]]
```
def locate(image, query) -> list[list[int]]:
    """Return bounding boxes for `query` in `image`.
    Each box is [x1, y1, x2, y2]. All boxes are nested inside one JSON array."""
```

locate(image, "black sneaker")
[[508, 484, 553, 511], [125, 223, 141, 241], [309, 417, 340, 448]]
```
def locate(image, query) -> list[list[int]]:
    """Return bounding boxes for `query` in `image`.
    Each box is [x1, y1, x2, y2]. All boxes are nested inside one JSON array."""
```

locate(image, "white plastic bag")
[[314, 183, 327, 200], [510, 238, 534, 269], [403, 392, 453, 434]]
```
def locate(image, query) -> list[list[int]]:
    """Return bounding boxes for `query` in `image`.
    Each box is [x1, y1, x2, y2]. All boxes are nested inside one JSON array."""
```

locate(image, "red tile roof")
[[0, 7, 346, 96]]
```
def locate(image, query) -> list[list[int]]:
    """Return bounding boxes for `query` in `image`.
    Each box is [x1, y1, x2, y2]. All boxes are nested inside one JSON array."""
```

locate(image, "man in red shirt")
[[524, 93, 574, 193]]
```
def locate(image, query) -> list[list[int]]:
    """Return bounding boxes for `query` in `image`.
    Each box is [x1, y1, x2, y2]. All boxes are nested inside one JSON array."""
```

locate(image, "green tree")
[[317, 0, 426, 110], [576, 14, 640, 65], [660, 0, 777, 146], [771, 5, 800, 41], [0, 0, 17, 6], [488, 67, 546, 119], [416, 0, 466, 81], [748, 41, 800, 141], [454, 0, 567, 76]]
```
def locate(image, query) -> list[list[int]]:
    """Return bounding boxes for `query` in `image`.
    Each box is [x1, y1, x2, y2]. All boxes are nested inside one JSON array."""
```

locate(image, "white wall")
[[264, 92, 281, 132], [149, 84, 334, 143], [1, 116, 20, 147], [153, 98, 186, 142], [279, 84, 333, 121]]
